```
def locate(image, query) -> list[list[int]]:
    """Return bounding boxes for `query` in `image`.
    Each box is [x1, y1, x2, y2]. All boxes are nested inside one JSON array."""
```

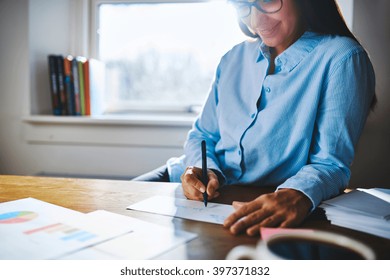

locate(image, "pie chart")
[[0, 211, 38, 224]]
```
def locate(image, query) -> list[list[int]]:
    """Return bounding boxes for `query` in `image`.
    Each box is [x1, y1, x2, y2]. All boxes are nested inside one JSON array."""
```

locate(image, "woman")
[[134, 0, 376, 236]]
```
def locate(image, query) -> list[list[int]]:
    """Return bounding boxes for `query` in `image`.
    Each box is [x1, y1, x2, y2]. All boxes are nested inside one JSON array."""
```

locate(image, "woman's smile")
[[256, 21, 281, 38]]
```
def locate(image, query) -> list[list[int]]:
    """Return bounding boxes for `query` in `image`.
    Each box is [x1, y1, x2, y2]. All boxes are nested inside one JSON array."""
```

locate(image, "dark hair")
[[297, 0, 357, 41], [237, 0, 377, 110]]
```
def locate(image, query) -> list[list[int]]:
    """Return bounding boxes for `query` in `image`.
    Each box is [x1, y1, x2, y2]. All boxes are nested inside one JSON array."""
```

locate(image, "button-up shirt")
[[167, 31, 375, 209]]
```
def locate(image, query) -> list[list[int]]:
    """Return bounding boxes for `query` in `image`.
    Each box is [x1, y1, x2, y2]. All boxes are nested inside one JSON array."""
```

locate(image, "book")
[[63, 55, 76, 115], [48, 55, 61, 115], [89, 59, 106, 116], [320, 188, 390, 239], [77, 57, 86, 115], [82, 59, 91, 116], [56, 55, 67, 115], [71, 58, 81, 115], [48, 54, 104, 116], [76, 56, 90, 116]]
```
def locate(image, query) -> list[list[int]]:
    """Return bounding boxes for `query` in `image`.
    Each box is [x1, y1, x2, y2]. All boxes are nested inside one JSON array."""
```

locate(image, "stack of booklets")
[[320, 188, 390, 239], [48, 55, 105, 116]]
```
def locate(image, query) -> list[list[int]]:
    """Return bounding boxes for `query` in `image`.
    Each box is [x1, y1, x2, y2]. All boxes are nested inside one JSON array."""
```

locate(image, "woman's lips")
[[255, 22, 280, 37]]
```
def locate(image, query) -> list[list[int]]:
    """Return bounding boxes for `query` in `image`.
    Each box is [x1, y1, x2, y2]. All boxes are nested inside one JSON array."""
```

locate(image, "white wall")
[[349, 0, 390, 187], [0, 0, 31, 175], [29, 0, 72, 115]]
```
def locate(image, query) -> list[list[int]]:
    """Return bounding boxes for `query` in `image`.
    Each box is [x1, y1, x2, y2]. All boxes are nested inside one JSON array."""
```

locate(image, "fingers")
[[232, 210, 276, 235], [181, 167, 220, 201], [224, 190, 311, 236], [206, 170, 219, 199], [232, 201, 245, 210], [183, 166, 206, 191], [224, 200, 264, 232], [181, 167, 204, 201], [245, 214, 283, 236], [225, 205, 285, 236]]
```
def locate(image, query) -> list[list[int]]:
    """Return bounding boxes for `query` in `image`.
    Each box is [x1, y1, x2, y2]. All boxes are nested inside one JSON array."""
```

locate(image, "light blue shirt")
[[167, 31, 375, 210]]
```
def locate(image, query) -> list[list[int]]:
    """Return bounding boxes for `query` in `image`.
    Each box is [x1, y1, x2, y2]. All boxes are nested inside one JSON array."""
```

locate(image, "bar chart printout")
[[0, 211, 38, 224], [0, 198, 135, 259], [23, 222, 98, 242]]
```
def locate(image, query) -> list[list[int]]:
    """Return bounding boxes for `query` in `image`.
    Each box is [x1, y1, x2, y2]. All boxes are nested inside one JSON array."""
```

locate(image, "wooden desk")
[[0, 175, 389, 259]]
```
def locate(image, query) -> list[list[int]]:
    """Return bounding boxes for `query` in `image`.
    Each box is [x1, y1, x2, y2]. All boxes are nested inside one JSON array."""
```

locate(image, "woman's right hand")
[[180, 166, 220, 201]]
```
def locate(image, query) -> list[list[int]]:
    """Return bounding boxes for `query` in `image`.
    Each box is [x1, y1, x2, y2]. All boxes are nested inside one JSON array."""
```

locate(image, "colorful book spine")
[[48, 53, 101, 116], [83, 59, 91, 116], [63, 55, 75, 115], [77, 57, 87, 115]]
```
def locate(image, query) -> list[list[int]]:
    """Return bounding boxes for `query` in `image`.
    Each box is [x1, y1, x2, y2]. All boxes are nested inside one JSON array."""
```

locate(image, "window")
[[337, 0, 353, 30], [93, 0, 247, 114]]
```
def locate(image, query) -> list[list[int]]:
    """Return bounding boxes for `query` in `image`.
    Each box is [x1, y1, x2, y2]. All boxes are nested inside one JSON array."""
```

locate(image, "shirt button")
[[265, 87, 271, 93], [238, 150, 241, 156], [251, 113, 256, 118]]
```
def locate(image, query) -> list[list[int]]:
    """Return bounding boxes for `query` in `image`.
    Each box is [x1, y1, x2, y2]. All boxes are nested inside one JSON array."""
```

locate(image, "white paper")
[[357, 188, 390, 204], [321, 190, 390, 219], [127, 195, 234, 225], [324, 206, 390, 239], [0, 198, 134, 259], [320, 188, 390, 239], [60, 210, 197, 260]]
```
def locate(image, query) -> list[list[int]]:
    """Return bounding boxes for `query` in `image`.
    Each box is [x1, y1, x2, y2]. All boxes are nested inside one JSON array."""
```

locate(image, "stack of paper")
[[320, 188, 390, 239], [0, 198, 196, 260]]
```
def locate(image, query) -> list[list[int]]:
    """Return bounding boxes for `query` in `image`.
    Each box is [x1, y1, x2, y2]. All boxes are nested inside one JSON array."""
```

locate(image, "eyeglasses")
[[229, 0, 283, 18]]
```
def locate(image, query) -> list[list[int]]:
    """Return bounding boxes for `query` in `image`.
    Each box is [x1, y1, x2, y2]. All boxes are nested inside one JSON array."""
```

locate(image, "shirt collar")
[[257, 31, 324, 72]]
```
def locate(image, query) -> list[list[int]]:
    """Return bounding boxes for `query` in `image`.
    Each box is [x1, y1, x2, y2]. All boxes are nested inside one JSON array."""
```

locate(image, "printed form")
[[128, 195, 235, 225]]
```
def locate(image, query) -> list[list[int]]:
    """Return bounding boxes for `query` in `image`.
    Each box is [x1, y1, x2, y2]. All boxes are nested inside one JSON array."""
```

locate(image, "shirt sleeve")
[[277, 49, 376, 210], [183, 63, 226, 183]]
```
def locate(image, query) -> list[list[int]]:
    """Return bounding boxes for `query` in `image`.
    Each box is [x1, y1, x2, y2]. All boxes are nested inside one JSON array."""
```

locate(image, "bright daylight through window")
[[97, 0, 246, 114]]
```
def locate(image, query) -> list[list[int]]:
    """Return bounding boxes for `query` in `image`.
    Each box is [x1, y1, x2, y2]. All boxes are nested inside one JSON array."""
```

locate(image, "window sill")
[[23, 113, 196, 127], [22, 114, 195, 147]]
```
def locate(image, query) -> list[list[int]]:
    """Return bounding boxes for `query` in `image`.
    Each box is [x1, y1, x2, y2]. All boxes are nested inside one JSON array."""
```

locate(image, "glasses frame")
[[229, 0, 283, 18]]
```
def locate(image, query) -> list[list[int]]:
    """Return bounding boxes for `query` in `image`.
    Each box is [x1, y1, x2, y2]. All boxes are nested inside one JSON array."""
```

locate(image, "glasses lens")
[[232, 0, 281, 18], [258, 0, 282, 13], [236, 4, 251, 18]]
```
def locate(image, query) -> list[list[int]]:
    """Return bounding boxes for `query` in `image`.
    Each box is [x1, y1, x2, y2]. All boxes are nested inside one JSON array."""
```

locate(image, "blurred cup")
[[226, 230, 376, 260]]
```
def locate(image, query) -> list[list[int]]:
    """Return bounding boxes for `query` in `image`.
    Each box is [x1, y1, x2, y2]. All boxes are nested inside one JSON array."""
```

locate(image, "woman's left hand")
[[223, 189, 312, 236]]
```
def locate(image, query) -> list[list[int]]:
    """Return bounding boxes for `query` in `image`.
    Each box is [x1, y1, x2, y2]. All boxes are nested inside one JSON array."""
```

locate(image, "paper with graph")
[[0, 197, 198, 259], [128, 195, 234, 224], [60, 210, 197, 260], [0, 198, 135, 259]]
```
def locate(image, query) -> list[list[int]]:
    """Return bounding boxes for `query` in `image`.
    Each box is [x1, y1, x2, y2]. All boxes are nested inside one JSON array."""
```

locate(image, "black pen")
[[201, 140, 208, 207]]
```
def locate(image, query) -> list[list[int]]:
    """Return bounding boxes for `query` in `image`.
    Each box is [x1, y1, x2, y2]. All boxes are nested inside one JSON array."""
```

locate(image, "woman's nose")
[[250, 7, 269, 28]]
